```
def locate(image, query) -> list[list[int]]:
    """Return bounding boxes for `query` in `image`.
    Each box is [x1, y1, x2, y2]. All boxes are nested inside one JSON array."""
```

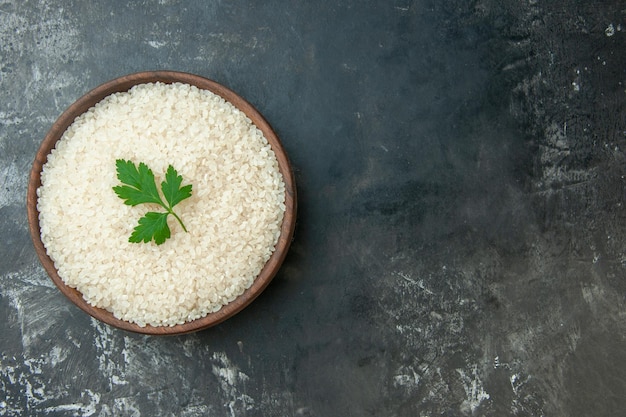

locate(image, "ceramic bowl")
[[26, 71, 297, 335]]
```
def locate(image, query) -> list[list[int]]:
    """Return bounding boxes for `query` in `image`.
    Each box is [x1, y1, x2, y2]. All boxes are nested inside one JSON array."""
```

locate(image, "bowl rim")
[[26, 70, 297, 335]]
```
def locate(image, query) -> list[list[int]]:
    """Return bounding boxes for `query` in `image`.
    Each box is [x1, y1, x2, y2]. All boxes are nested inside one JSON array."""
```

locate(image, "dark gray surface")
[[1, 1, 625, 415]]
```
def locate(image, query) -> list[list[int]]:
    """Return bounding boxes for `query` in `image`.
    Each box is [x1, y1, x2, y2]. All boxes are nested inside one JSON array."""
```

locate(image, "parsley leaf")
[[130, 212, 171, 245], [113, 159, 193, 245], [112, 160, 162, 206], [162, 165, 193, 208]]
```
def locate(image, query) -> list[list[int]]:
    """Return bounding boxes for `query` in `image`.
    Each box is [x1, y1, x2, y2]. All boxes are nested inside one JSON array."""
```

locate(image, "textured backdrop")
[[1, 1, 625, 416]]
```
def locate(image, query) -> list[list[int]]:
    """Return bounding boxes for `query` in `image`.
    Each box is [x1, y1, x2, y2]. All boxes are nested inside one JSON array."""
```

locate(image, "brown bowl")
[[26, 71, 297, 335]]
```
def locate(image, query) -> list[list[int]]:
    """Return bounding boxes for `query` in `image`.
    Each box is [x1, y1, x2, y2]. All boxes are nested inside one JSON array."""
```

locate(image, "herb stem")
[[169, 209, 188, 233], [157, 199, 188, 233]]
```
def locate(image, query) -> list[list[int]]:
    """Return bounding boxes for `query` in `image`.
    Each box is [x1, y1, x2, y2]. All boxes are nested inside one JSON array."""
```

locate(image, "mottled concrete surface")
[[1, 0, 625, 416]]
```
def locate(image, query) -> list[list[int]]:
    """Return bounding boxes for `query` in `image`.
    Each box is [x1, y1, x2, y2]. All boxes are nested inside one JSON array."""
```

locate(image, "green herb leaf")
[[129, 212, 171, 245], [162, 164, 193, 208], [112, 160, 162, 206], [113, 159, 193, 245]]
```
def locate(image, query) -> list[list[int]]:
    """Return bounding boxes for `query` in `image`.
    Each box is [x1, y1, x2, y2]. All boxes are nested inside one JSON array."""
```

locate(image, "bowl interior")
[[27, 71, 296, 335]]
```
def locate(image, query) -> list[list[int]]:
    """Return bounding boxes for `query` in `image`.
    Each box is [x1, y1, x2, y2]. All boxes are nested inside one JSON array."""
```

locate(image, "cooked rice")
[[37, 82, 286, 327]]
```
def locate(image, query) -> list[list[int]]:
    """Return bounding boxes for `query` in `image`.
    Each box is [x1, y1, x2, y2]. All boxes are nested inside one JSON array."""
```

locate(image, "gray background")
[[1, 0, 625, 416]]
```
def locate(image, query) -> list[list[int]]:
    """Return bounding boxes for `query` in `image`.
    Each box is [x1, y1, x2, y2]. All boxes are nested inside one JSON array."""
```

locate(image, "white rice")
[[37, 82, 286, 327]]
